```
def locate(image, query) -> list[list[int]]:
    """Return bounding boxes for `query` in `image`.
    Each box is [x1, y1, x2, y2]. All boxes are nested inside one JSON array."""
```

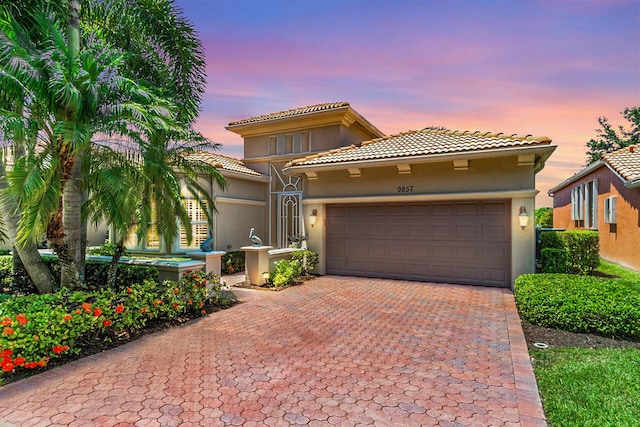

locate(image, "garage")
[[326, 200, 511, 287]]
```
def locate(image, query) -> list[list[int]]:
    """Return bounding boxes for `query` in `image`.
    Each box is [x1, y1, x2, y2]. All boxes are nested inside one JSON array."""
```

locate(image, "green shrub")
[[269, 259, 302, 287], [291, 250, 318, 275], [87, 242, 129, 257], [538, 230, 599, 275], [539, 230, 563, 250], [562, 230, 599, 275], [1, 256, 159, 295], [0, 250, 9, 256], [514, 274, 640, 339], [540, 248, 567, 273], [222, 251, 244, 274], [0, 270, 225, 379]]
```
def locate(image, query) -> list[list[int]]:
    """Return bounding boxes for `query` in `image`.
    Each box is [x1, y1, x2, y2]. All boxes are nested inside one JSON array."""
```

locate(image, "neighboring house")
[[548, 145, 640, 271]]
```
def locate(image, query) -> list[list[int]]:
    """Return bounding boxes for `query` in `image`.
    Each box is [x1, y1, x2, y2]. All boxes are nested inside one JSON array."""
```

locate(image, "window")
[[604, 196, 617, 224], [270, 132, 311, 155], [571, 179, 598, 229], [179, 197, 209, 249], [124, 207, 160, 250]]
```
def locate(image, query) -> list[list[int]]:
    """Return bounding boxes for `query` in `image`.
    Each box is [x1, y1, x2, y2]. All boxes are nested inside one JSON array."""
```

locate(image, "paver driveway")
[[0, 276, 545, 426]]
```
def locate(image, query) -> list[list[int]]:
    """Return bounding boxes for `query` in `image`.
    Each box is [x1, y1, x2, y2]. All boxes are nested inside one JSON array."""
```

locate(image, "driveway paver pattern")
[[0, 276, 545, 426]]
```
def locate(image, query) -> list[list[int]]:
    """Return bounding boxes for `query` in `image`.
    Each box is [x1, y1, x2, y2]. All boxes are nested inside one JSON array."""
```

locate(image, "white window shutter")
[[592, 179, 598, 228]]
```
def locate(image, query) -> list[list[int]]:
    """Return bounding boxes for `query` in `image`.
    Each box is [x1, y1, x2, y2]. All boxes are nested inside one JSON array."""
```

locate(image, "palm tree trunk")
[[107, 239, 127, 288], [61, 158, 84, 288], [0, 166, 55, 294]]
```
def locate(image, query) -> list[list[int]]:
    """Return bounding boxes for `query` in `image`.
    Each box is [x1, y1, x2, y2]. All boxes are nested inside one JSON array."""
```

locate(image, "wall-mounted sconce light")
[[262, 271, 270, 281], [310, 209, 318, 227], [519, 206, 529, 229]]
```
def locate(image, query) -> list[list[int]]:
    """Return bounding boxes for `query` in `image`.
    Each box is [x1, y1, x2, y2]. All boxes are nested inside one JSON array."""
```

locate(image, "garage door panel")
[[327, 201, 511, 287]]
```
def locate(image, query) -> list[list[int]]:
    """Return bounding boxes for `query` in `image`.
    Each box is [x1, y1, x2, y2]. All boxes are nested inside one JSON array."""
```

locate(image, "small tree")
[[535, 207, 553, 228], [585, 107, 639, 165]]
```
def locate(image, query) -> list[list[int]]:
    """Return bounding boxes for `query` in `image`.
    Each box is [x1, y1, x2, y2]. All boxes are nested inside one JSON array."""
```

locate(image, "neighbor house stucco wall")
[[553, 166, 640, 271]]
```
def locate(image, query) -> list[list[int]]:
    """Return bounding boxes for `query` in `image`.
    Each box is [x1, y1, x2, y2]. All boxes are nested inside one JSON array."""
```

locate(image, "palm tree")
[[1, 5, 177, 289], [1, 0, 218, 291], [85, 132, 226, 288]]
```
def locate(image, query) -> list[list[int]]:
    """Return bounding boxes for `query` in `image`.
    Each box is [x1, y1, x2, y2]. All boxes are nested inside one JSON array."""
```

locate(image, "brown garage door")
[[326, 200, 511, 287]]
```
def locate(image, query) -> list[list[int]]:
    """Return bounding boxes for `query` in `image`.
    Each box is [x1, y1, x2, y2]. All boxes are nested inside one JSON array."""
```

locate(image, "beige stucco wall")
[[305, 156, 533, 199], [300, 155, 539, 286]]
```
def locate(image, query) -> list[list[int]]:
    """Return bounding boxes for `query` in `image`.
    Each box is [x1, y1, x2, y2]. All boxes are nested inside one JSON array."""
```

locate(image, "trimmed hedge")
[[1, 256, 159, 295], [538, 230, 599, 275], [514, 274, 640, 339], [540, 248, 567, 273]]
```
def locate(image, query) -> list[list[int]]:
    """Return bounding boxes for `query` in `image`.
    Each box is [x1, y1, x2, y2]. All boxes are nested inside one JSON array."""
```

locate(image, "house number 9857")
[[397, 186, 414, 193]]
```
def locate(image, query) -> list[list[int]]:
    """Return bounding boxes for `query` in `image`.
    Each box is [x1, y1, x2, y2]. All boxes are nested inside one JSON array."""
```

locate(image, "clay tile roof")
[[187, 151, 263, 177], [603, 145, 640, 184], [228, 102, 350, 126], [286, 128, 552, 167]]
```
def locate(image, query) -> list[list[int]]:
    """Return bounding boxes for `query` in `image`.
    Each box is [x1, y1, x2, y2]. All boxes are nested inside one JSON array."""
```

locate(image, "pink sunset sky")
[[174, 0, 640, 207]]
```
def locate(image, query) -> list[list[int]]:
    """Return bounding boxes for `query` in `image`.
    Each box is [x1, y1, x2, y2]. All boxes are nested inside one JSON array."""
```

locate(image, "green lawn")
[[532, 347, 640, 427], [530, 260, 640, 426]]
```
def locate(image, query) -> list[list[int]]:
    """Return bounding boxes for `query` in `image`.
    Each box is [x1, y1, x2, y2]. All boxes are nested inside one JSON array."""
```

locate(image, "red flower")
[[2, 362, 15, 373], [153, 300, 163, 306], [63, 314, 72, 321], [1, 318, 11, 326], [1, 349, 12, 358], [93, 308, 102, 317], [14, 357, 25, 366], [103, 319, 112, 327], [3, 327, 14, 336], [173, 288, 179, 294], [187, 300, 192, 305], [115, 305, 124, 314], [172, 304, 179, 310], [201, 309, 207, 315], [199, 301, 204, 308], [16, 314, 28, 325], [139, 308, 147, 313], [75, 309, 82, 315], [126, 288, 132, 294], [82, 302, 92, 313], [52, 345, 65, 354], [24, 362, 38, 369], [38, 359, 48, 367]]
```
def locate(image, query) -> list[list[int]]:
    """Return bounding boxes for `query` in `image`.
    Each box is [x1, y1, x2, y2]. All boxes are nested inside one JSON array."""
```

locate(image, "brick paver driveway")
[[0, 276, 545, 426]]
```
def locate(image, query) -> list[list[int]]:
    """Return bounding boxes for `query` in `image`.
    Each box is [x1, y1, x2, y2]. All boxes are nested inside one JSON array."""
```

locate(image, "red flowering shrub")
[[1, 271, 231, 383]]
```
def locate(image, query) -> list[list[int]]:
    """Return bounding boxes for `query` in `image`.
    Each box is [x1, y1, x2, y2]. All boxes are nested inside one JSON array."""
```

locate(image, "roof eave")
[[547, 160, 605, 196], [225, 105, 384, 139], [285, 144, 556, 175], [220, 169, 269, 183]]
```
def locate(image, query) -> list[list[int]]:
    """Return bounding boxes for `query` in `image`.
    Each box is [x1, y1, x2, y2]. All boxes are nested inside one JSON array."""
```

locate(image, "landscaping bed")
[[515, 259, 640, 426]]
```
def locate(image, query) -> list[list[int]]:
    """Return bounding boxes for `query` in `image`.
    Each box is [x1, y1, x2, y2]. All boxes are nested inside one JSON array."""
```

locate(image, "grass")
[[530, 260, 640, 426], [532, 347, 640, 427]]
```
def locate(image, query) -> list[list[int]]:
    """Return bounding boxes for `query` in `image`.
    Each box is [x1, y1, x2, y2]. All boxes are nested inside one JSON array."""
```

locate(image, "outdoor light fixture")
[[309, 209, 318, 227], [519, 206, 529, 229], [262, 272, 270, 280]]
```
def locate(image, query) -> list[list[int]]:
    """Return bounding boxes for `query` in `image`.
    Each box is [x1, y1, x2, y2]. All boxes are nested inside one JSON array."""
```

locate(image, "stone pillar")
[[241, 246, 273, 285], [186, 251, 225, 277]]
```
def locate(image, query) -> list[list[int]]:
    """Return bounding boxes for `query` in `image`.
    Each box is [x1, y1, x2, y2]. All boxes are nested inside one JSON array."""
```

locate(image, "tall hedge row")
[[539, 230, 599, 275]]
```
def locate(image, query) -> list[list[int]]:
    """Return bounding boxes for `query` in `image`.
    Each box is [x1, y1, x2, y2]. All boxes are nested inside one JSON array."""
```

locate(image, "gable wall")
[[553, 167, 640, 271]]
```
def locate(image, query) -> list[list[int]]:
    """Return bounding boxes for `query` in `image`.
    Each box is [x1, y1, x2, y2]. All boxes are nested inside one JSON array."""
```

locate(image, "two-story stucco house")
[[2, 101, 556, 288]]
